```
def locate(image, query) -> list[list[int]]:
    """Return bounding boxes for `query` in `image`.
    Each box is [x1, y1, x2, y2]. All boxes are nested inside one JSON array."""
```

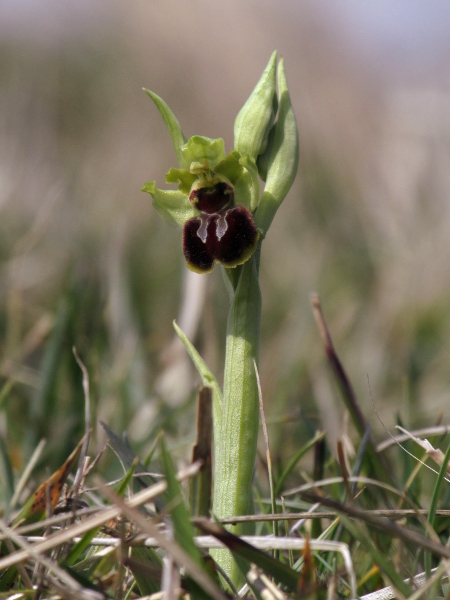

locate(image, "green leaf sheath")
[[212, 244, 262, 582], [254, 59, 299, 236]]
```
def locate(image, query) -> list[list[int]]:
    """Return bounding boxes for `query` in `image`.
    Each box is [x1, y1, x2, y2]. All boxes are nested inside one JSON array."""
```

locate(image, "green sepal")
[[234, 51, 278, 161], [143, 89, 188, 168], [142, 181, 195, 228], [254, 58, 299, 235], [181, 136, 226, 171]]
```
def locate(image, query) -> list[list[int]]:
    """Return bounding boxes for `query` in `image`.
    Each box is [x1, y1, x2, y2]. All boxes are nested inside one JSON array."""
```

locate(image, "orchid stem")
[[212, 243, 262, 584]]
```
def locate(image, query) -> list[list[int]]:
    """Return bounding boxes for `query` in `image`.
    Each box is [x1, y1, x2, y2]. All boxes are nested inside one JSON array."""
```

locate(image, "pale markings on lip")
[[216, 214, 228, 240], [196, 212, 229, 243], [197, 215, 209, 243]]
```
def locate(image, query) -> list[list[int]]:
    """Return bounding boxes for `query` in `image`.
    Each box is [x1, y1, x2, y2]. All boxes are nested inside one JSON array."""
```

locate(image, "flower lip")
[[189, 180, 234, 214], [183, 205, 259, 274]]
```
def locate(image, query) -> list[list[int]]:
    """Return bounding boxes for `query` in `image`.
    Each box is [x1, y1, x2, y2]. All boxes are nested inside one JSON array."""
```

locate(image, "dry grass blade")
[[191, 386, 213, 517], [310, 293, 370, 438], [98, 483, 227, 600], [161, 546, 181, 600], [396, 425, 450, 477], [310, 293, 391, 480], [0, 462, 201, 572], [193, 518, 357, 598], [300, 490, 450, 559], [218, 508, 450, 524], [247, 564, 288, 599], [359, 565, 449, 600], [377, 425, 450, 452], [0, 520, 103, 599]]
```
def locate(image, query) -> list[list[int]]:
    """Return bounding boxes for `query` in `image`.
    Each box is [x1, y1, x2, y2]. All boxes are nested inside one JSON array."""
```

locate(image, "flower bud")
[[234, 51, 278, 162], [254, 59, 299, 235]]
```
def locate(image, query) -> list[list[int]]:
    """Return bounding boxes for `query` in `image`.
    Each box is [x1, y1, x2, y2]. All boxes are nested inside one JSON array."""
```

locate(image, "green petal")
[[234, 51, 278, 161], [215, 152, 259, 212], [181, 136, 226, 171], [142, 181, 195, 227], [166, 168, 197, 195], [254, 58, 299, 235], [143, 89, 188, 168]]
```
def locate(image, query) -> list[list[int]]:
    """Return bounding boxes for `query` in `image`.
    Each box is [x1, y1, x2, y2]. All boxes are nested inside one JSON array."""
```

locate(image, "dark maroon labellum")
[[189, 181, 234, 214], [183, 205, 259, 274]]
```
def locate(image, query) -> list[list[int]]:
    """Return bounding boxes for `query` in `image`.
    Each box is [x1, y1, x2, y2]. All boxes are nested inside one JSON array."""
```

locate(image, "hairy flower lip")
[[183, 205, 259, 274]]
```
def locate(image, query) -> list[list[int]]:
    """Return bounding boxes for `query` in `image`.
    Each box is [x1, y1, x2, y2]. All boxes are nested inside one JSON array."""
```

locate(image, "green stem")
[[212, 243, 262, 585]]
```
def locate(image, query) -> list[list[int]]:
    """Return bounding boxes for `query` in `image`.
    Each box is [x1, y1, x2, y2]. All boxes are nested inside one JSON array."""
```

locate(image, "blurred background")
[[1, 1, 450, 477]]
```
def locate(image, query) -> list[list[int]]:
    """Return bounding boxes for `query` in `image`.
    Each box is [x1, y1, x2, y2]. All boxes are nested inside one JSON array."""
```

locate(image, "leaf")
[[173, 321, 223, 438]]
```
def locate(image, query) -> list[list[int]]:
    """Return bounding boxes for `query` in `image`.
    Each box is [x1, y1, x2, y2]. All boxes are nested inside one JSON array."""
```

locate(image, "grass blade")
[[424, 441, 450, 576], [275, 430, 324, 496], [160, 438, 203, 566]]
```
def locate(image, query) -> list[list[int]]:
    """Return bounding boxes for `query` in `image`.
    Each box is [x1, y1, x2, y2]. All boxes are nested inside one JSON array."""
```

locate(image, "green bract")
[[143, 89, 188, 169]]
